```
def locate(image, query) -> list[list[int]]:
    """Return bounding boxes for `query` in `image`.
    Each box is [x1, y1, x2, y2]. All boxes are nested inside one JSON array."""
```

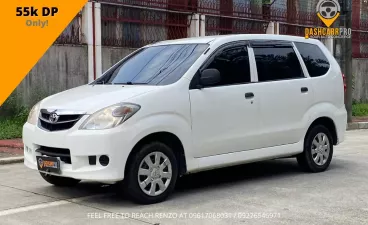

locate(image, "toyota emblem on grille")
[[49, 113, 60, 123]]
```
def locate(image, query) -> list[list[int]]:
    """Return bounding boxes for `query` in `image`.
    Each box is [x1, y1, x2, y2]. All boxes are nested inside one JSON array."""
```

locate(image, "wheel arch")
[[306, 117, 338, 145], [125, 132, 187, 177]]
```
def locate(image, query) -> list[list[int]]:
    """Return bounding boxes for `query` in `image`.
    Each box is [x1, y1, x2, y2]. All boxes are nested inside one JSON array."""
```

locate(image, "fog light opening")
[[99, 155, 109, 166], [88, 156, 97, 165]]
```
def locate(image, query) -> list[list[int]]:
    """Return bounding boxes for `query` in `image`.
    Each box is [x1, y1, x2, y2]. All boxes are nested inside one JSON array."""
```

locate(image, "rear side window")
[[295, 42, 330, 77], [253, 46, 304, 82]]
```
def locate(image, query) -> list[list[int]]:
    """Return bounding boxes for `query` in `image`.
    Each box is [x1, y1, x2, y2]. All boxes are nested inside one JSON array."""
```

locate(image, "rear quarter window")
[[294, 42, 330, 77]]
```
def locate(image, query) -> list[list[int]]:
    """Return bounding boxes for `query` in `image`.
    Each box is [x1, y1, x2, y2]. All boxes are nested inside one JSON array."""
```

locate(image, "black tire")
[[297, 125, 334, 173], [122, 142, 178, 204], [40, 172, 80, 187]]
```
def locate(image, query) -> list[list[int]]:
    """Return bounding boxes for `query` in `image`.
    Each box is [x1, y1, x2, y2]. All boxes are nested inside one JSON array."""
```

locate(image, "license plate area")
[[36, 156, 60, 174]]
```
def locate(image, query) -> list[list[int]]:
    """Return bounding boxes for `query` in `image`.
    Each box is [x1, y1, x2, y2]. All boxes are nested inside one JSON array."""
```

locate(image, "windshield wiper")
[[112, 82, 149, 85], [93, 80, 106, 85]]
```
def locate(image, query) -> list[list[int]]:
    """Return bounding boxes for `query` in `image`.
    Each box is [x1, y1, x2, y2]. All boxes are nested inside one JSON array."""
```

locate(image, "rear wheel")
[[297, 125, 333, 173], [40, 173, 80, 187], [122, 142, 178, 204]]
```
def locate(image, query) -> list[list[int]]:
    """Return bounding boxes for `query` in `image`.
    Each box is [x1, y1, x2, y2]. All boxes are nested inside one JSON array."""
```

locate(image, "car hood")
[[40, 85, 159, 114]]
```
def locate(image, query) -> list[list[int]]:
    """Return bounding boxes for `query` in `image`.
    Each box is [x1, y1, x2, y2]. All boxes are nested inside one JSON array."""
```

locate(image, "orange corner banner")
[[0, 0, 88, 106]]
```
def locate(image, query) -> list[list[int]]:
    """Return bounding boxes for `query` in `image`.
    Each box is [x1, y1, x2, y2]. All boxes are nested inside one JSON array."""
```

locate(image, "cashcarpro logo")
[[316, 0, 341, 28], [305, 0, 351, 39]]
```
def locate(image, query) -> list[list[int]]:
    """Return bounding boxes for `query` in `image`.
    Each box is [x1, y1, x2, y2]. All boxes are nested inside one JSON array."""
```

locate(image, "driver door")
[[189, 42, 262, 158]]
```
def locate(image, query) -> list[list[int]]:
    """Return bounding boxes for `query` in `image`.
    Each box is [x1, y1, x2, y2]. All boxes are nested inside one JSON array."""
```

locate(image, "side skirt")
[[187, 141, 303, 174]]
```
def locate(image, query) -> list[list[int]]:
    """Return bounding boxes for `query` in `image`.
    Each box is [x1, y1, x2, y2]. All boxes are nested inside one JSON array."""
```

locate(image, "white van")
[[23, 34, 347, 204]]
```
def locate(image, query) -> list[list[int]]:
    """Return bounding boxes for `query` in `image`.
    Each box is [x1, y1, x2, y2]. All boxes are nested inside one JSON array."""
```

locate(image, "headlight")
[[27, 102, 41, 125], [80, 103, 140, 130]]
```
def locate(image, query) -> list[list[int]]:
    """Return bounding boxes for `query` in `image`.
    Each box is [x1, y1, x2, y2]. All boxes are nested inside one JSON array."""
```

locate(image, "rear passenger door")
[[250, 40, 314, 148], [294, 42, 339, 107]]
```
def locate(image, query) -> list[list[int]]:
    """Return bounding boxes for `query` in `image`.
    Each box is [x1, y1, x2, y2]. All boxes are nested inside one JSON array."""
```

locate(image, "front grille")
[[38, 109, 84, 132], [39, 119, 80, 131], [36, 146, 71, 164]]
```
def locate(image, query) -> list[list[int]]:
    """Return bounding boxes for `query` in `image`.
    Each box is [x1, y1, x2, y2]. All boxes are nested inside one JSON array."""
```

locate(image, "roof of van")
[[149, 34, 321, 46]]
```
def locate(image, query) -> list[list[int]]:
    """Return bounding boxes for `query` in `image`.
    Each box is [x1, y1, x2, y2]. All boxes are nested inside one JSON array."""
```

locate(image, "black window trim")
[[292, 41, 331, 78], [250, 40, 307, 83], [189, 41, 251, 90], [249, 40, 294, 48]]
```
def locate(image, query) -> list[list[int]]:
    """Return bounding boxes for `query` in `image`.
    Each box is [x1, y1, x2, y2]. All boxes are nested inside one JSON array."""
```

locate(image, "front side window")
[[205, 45, 251, 86], [253, 46, 304, 82], [95, 44, 208, 85], [294, 42, 330, 77]]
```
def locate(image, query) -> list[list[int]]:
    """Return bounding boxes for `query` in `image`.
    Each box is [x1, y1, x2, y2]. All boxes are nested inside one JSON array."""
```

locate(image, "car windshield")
[[94, 44, 208, 85]]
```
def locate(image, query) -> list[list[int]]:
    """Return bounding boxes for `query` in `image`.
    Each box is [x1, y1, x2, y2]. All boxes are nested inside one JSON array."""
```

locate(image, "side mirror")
[[199, 69, 221, 87]]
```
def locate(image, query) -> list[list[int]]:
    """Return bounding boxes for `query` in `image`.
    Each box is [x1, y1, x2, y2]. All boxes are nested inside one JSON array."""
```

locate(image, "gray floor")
[[0, 130, 368, 225]]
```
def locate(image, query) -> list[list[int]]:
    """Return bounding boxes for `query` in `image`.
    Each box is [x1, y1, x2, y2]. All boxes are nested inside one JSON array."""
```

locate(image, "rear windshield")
[[94, 44, 208, 85]]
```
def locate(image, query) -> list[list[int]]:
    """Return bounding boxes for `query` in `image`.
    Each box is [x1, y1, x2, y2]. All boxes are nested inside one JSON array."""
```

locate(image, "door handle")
[[245, 92, 254, 99], [301, 87, 308, 93]]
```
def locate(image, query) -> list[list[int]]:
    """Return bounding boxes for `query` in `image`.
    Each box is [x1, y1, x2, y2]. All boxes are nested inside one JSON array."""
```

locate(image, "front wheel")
[[40, 172, 81, 186], [122, 142, 178, 204], [297, 125, 333, 173]]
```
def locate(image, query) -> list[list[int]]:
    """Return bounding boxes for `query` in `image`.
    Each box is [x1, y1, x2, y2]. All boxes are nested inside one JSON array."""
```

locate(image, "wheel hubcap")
[[138, 152, 172, 196], [311, 133, 330, 166]]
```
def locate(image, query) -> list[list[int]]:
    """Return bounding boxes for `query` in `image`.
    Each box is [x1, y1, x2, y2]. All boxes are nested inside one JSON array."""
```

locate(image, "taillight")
[[342, 73, 346, 92]]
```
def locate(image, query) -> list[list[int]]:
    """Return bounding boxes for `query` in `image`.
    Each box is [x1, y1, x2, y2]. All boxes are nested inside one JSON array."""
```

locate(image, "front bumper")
[[23, 117, 134, 182]]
